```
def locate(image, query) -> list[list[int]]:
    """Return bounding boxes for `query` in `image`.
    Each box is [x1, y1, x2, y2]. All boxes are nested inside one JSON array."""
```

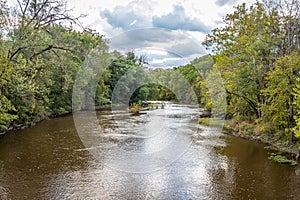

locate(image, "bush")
[[268, 154, 298, 165]]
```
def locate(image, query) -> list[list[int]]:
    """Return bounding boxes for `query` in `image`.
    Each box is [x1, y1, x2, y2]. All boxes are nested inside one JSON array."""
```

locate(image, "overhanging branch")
[[30, 45, 75, 59]]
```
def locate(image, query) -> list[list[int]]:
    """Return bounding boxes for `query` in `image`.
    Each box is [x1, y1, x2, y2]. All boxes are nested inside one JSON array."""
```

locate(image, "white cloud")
[[108, 28, 207, 67], [215, 0, 235, 6], [100, 5, 152, 30], [133, 48, 186, 67], [130, 20, 137, 26], [151, 57, 186, 67], [7, 0, 256, 67], [66, 0, 256, 38], [152, 5, 211, 33], [64, 0, 256, 67]]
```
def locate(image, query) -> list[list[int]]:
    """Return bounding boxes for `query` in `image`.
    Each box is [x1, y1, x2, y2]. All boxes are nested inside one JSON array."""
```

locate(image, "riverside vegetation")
[[0, 0, 300, 163]]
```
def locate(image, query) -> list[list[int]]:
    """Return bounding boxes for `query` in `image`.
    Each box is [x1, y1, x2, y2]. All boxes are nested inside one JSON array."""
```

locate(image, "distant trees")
[[131, 55, 214, 106]]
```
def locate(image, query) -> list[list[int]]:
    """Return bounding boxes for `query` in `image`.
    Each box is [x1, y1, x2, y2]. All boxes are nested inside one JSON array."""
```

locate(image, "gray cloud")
[[151, 58, 187, 67], [100, 6, 151, 30], [109, 28, 185, 49], [101, 4, 211, 34], [152, 5, 211, 33], [134, 50, 189, 67], [215, 0, 235, 6], [108, 28, 207, 67], [100, 4, 208, 67]]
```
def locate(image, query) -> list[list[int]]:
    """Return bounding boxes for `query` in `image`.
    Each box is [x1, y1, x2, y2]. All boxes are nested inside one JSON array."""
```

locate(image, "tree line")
[[203, 0, 300, 145], [0, 0, 142, 131], [133, 0, 300, 148], [1, 0, 300, 149], [0, 0, 216, 132]]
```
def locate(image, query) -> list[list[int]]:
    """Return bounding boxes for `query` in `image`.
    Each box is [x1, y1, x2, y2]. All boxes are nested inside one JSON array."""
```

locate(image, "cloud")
[[133, 48, 188, 67], [152, 5, 211, 33], [100, 5, 151, 30], [109, 28, 184, 49], [130, 20, 137, 26], [101, 4, 211, 34], [215, 0, 236, 6], [68, 0, 259, 67], [150, 57, 187, 67], [108, 28, 207, 67], [98, 3, 209, 67]]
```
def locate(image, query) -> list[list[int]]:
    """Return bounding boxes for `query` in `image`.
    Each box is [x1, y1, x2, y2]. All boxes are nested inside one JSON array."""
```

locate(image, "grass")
[[198, 117, 227, 127], [268, 154, 298, 165]]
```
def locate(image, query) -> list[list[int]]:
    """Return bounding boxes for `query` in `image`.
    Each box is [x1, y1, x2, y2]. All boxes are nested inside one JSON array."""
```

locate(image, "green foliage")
[[0, 0, 112, 130], [0, 0, 214, 132], [0, 31, 18, 131], [204, 2, 277, 119], [144, 55, 214, 106], [199, 117, 224, 127], [263, 52, 300, 133], [0, 95, 18, 130], [129, 102, 141, 115], [1, 0, 299, 152], [292, 77, 300, 139], [204, 0, 300, 144], [106, 54, 149, 105], [268, 154, 298, 165]]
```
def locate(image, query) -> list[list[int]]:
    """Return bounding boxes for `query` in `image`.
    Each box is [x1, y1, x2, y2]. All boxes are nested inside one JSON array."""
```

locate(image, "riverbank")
[[222, 125, 299, 156], [199, 117, 299, 164], [0, 105, 113, 137], [0, 117, 48, 136], [0, 102, 165, 136]]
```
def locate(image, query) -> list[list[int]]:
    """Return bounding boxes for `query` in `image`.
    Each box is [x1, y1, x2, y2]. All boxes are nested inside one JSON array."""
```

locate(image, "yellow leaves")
[[292, 115, 300, 139], [279, 52, 300, 70], [30, 103, 36, 114]]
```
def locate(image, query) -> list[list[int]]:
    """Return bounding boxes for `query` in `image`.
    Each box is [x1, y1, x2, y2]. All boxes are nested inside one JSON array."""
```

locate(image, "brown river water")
[[0, 102, 299, 199]]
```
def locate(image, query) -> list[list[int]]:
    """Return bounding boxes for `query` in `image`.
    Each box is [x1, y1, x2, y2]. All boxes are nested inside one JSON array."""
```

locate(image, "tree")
[[7, 0, 84, 62], [0, 42, 18, 130], [204, 2, 282, 119], [107, 53, 149, 105], [262, 52, 300, 139], [0, 0, 110, 129], [0, 1, 18, 131], [203, 0, 300, 143]]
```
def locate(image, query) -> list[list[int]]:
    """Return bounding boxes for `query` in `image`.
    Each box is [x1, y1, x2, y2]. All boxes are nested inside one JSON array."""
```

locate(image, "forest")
[[0, 0, 299, 153]]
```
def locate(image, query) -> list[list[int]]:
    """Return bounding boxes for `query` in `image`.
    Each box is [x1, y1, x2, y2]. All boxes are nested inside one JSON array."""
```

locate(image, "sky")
[[10, 0, 256, 67]]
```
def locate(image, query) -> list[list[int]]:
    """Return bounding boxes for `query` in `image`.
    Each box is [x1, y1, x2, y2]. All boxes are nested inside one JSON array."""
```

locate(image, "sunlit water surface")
[[0, 103, 299, 199]]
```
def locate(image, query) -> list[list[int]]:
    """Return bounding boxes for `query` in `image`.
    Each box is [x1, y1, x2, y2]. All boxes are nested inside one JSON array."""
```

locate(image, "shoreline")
[[199, 117, 299, 163], [2, 108, 299, 162], [0, 105, 112, 137], [221, 125, 300, 160]]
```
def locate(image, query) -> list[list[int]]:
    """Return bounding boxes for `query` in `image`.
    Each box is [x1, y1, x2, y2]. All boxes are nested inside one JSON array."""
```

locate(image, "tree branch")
[[9, 46, 29, 61], [30, 45, 75, 59], [225, 88, 260, 117]]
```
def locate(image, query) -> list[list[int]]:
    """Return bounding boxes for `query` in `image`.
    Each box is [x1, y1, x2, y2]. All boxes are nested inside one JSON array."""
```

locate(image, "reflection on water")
[[0, 102, 299, 199]]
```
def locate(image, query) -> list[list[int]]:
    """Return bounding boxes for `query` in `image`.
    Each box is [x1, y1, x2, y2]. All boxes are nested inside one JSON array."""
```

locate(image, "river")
[[0, 102, 299, 199]]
